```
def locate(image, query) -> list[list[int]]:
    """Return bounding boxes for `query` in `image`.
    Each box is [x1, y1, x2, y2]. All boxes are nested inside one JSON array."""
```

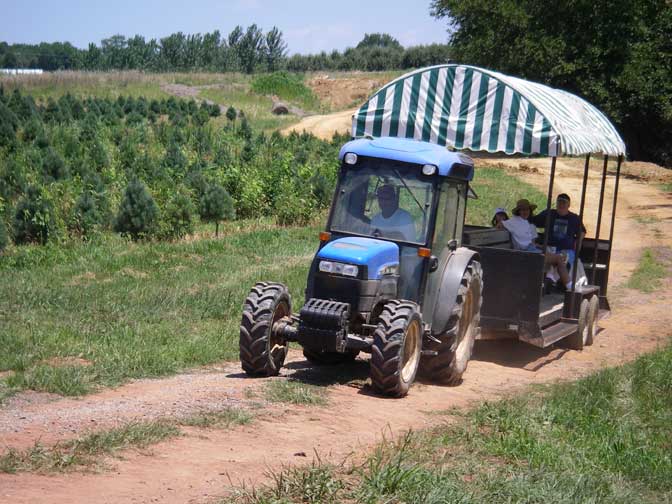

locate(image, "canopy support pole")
[[602, 155, 623, 296], [591, 155, 609, 287], [541, 156, 557, 254], [570, 154, 591, 317]]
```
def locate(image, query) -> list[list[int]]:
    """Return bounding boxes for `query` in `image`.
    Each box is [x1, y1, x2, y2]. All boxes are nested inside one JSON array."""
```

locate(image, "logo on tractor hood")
[[317, 237, 399, 280]]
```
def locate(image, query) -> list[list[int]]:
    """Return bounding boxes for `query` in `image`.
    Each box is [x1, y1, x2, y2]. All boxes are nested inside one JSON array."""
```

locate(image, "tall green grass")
[[236, 345, 672, 503], [0, 222, 320, 395], [627, 248, 669, 292]]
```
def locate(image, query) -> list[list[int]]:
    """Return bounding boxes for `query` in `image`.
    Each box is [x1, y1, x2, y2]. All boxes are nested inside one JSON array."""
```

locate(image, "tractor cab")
[[315, 136, 474, 305]]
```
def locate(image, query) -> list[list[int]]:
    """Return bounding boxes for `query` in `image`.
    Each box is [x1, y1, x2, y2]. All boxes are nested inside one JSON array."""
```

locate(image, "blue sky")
[[3, 0, 450, 54]]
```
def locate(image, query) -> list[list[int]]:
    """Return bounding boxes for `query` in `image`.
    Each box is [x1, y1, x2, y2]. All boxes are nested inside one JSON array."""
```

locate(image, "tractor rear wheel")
[[239, 282, 291, 376], [419, 261, 483, 385], [370, 300, 423, 397]]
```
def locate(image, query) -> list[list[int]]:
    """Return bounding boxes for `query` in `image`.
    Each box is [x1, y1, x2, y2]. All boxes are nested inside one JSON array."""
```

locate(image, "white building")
[[0, 69, 44, 75]]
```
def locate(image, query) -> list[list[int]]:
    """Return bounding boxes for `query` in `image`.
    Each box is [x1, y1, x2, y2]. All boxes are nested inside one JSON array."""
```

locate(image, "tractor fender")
[[430, 247, 480, 336]]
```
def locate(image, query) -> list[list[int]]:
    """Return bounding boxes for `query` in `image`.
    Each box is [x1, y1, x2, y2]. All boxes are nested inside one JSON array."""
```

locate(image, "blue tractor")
[[239, 137, 483, 396], [240, 64, 627, 397]]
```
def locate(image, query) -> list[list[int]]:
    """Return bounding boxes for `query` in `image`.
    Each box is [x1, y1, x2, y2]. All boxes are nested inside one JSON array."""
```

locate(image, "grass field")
[[236, 344, 672, 503], [0, 167, 546, 398]]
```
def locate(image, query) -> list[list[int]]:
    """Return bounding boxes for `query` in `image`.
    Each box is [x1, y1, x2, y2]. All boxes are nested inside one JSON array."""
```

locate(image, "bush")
[[42, 148, 68, 181], [0, 218, 8, 253], [199, 184, 234, 236], [73, 191, 106, 237], [275, 180, 315, 226], [13, 186, 55, 245], [159, 190, 195, 240], [250, 71, 317, 107], [113, 179, 158, 240]]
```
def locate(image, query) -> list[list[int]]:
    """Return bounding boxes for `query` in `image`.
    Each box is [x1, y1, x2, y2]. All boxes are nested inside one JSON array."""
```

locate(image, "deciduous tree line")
[[0, 28, 450, 74]]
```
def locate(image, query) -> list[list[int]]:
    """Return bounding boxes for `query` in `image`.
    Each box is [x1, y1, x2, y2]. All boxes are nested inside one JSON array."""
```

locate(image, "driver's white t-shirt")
[[371, 209, 416, 242]]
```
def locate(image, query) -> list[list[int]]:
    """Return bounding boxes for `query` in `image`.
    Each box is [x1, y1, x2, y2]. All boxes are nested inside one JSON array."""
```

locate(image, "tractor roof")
[[338, 136, 474, 181]]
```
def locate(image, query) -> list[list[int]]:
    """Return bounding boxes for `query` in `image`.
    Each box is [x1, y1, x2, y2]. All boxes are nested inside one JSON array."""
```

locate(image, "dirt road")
[[1, 150, 671, 503], [281, 108, 356, 139]]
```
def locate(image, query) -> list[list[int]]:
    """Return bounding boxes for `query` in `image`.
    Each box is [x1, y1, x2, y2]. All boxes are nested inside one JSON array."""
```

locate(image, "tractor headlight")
[[378, 264, 399, 276], [319, 260, 359, 278], [422, 164, 437, 176], [344, 153, 358, 165]]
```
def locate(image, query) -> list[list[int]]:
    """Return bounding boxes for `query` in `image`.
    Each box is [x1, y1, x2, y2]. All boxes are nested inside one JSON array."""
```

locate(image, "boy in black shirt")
[[532, 193, 586, 288]]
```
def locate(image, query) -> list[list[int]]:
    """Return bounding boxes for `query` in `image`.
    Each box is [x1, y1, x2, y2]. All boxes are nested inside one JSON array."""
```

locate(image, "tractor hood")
[[317, 236, 399, 280]]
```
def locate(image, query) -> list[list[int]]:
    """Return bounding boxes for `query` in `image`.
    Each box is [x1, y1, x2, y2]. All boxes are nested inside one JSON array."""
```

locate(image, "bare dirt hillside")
[[2, 124, 672, 503]]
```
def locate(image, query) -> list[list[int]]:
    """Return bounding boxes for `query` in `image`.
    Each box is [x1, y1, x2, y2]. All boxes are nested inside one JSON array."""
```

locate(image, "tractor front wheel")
[[239, 282, 291, 376], [370, 300, 423, 397]]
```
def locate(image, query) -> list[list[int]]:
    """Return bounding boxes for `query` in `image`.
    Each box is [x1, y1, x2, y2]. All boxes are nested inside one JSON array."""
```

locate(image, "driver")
[[371, 184, 416, 241]]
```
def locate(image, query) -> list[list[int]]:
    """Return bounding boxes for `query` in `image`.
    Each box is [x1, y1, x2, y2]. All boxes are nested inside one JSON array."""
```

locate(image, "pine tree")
[[199, 184, 234, 237], [113, 178, 158, 240], [0, 218, 8, 253], [225, 106, 237, 123], [160, 190, 195, 240], [73, 191, 103, 237], [13, 186, 55, 245]]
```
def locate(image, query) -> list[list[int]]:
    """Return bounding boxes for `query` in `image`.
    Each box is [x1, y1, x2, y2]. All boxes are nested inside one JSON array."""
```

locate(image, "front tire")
[[370, 300, 423, 397], [419, 261, 483, 385], [239, 282, 291, 376]]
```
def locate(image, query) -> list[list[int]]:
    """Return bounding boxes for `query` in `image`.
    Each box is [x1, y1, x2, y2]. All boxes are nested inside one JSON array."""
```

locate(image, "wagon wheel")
[[566, 298, 591, 350]]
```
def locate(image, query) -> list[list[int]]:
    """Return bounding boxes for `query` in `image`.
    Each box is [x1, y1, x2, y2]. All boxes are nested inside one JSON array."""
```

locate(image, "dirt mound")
[[307, 74, 386, 111]]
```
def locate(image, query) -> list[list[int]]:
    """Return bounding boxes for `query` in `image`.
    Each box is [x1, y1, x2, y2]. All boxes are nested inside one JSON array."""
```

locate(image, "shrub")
[[225, 106, 237, 123], [42, 148, 68, 181], [250, 71, 316, 106], [275, 179, 315, 226], [13, 186, 55, 245], [199, 184, 234, 236], [73, 191, 107, 237], [0, 218, 8, 253], [113, 179, 158, 240], [159, 190, 195, 240]]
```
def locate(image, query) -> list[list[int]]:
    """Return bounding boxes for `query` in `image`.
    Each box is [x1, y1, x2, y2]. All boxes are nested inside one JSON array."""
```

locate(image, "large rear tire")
[[370, 300, 423, 397], [419, 261, 483, 385], [239, 282, 291, 376]]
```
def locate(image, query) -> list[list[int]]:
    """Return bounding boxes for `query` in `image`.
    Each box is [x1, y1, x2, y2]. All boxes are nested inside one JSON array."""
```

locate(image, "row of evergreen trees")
[[0, 87, 342, 254], [0, 30, 449, 73]]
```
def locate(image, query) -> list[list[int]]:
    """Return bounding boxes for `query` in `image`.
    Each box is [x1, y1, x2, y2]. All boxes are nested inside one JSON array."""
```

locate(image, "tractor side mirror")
[[447, 239, 458, 251], [429, 256, 439, 272]]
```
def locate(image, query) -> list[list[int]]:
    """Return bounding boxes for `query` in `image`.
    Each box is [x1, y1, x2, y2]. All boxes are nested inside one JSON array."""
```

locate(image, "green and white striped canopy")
[[352, 64, 626, 157]]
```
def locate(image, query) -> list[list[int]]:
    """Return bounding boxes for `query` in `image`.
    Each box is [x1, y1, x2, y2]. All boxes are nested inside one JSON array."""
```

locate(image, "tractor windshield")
[[329, 158, 436, 245]]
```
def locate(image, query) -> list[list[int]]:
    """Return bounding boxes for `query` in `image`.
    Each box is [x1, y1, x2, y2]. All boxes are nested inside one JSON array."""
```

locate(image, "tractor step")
[[520, 320, 578, 348]]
